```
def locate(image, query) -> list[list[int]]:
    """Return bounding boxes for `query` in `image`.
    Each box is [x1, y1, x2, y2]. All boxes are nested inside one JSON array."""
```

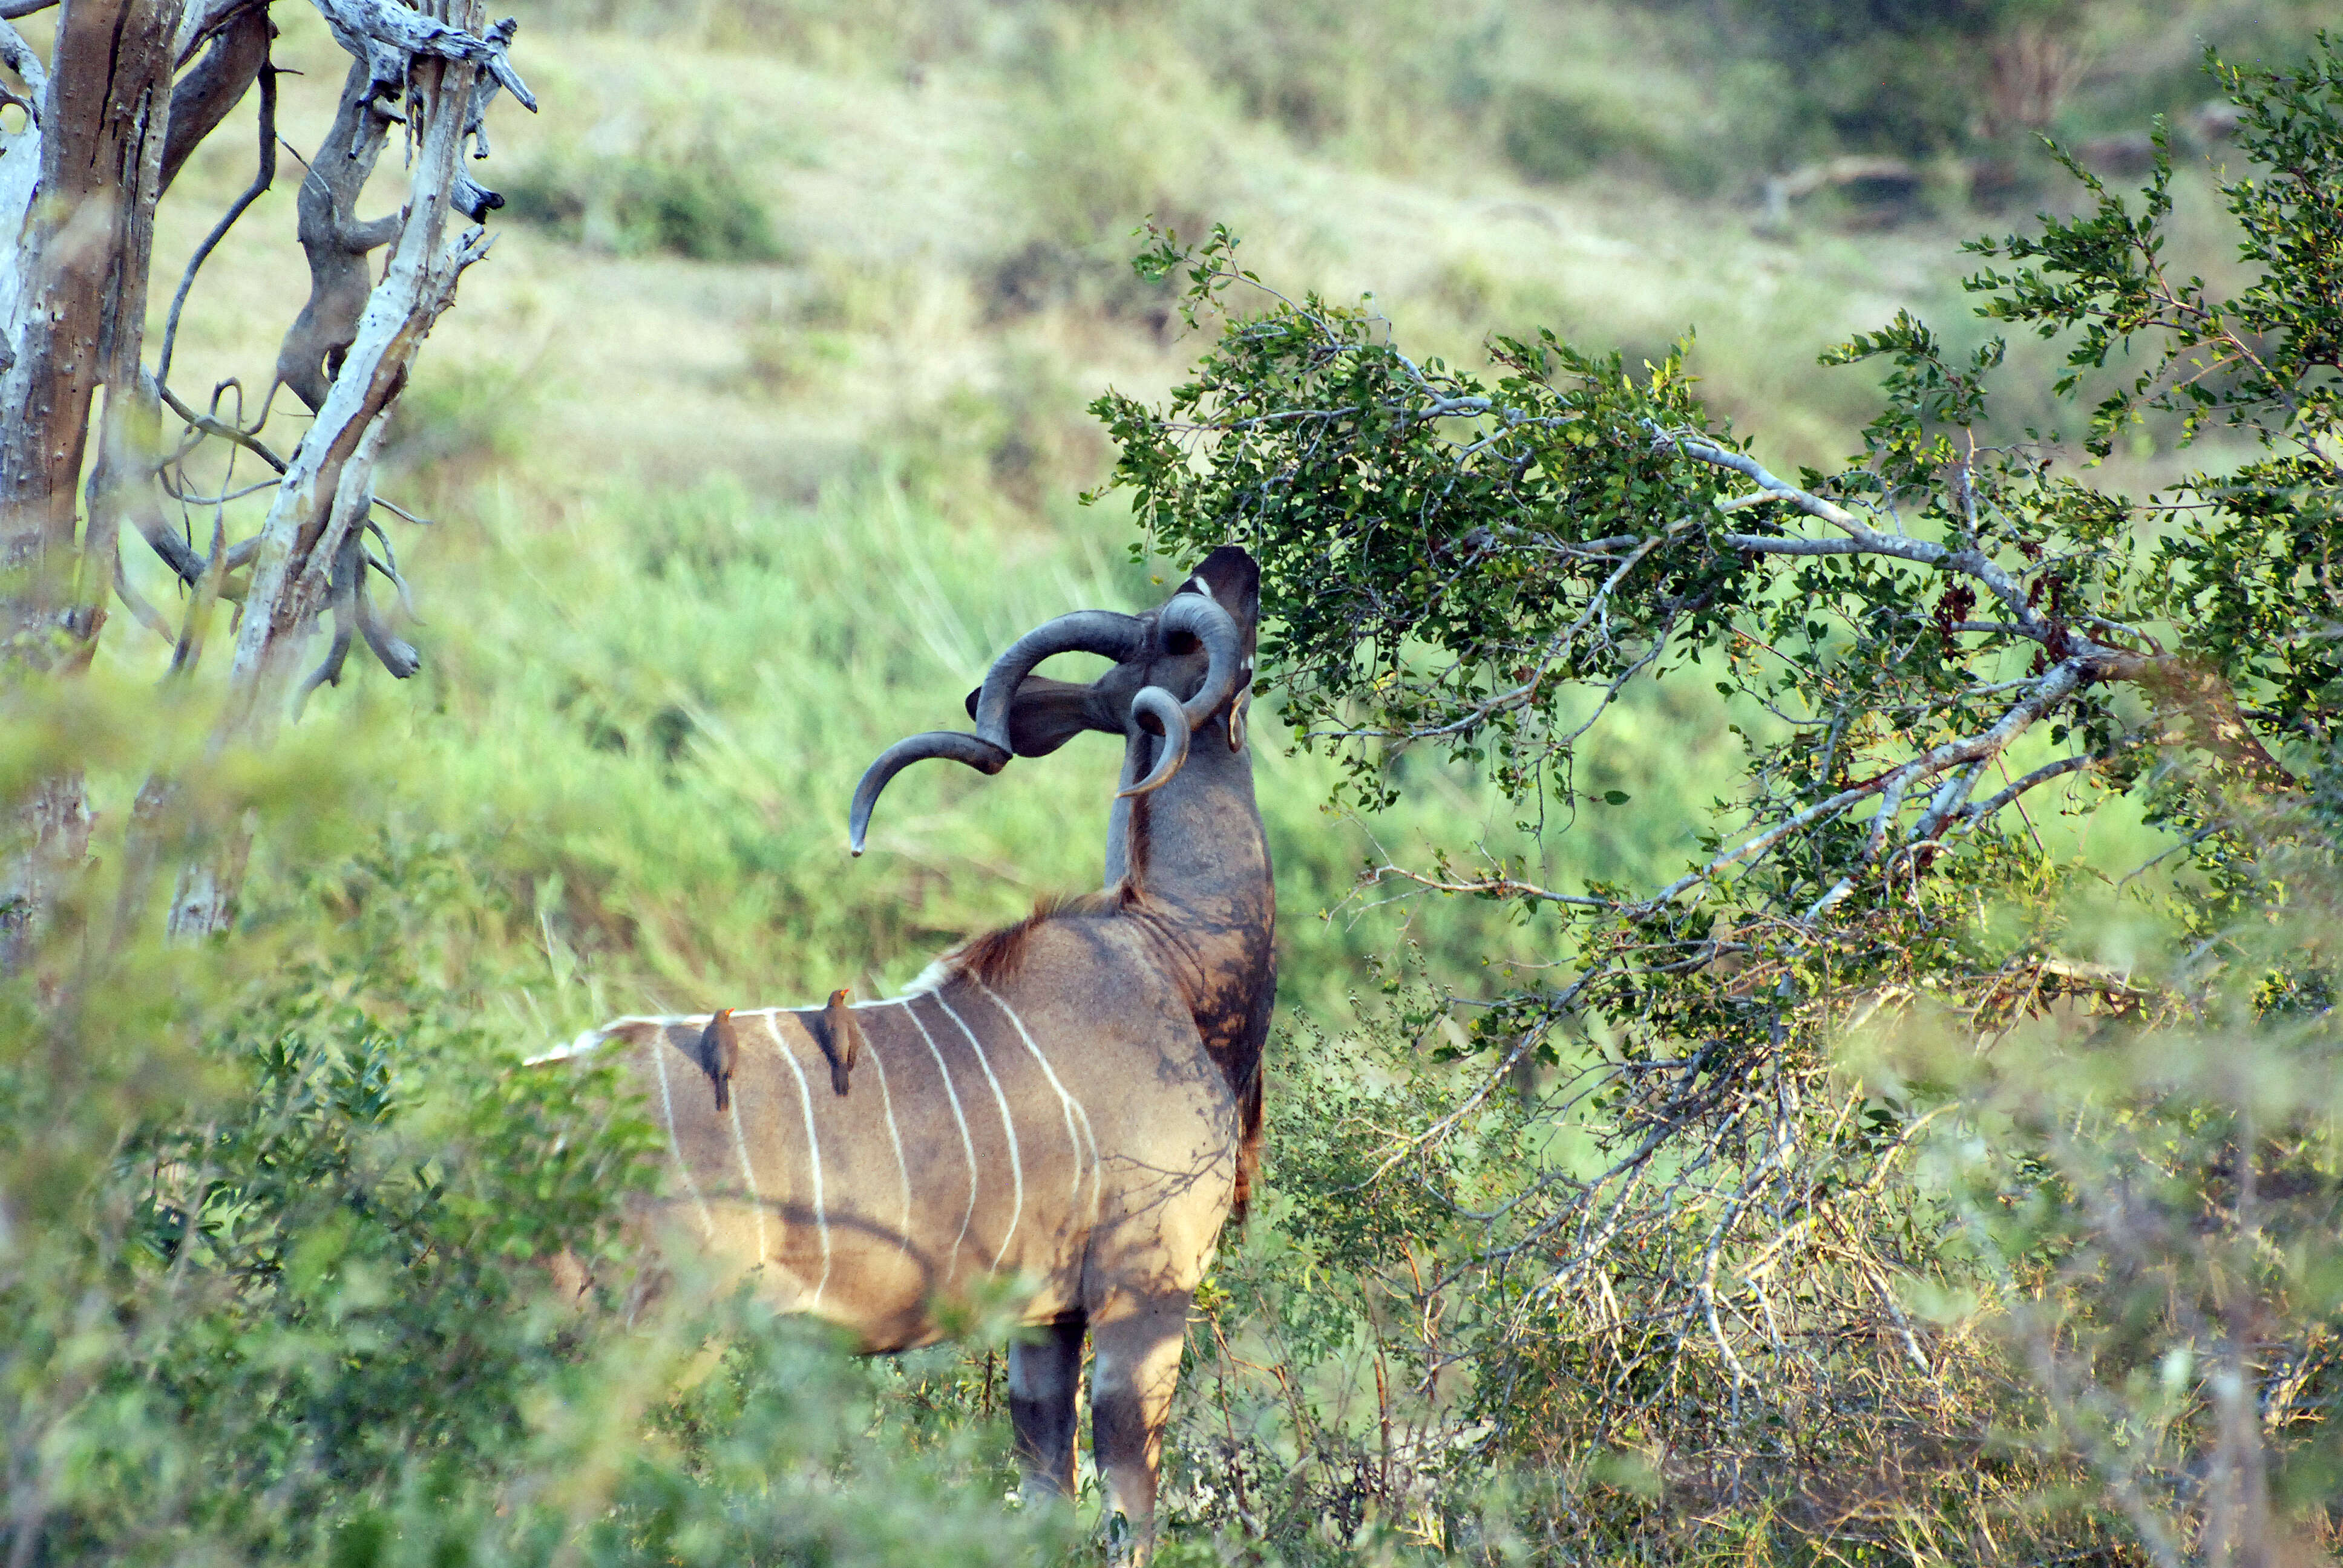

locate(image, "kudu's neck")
[[1105, 723, 1273, 988], [1104, 711, 1275, 1203]]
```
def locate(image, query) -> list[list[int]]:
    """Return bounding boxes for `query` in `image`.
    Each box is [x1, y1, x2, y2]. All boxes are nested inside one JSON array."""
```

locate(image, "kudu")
[[536, 547, 1275, 1552]]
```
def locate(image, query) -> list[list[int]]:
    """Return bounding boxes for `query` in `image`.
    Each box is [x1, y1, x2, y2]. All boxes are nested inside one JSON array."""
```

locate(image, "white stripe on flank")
[[728, 1094, 768, 1266], [935, 993, 1023, 1270], [902, 999, 979, 1282], [862, 1035, 914, 1256], [971, 979, 1096, 1212], [758, 1012, 831, 1308], [650, 1035, 717, 1241]]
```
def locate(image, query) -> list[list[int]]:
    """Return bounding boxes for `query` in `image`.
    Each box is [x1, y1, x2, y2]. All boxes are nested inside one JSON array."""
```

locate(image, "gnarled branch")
[[310, 0, 532, 116], [223, 5, 494, 738], [274, 56, 399, 412], [158, 0, 267, 194]]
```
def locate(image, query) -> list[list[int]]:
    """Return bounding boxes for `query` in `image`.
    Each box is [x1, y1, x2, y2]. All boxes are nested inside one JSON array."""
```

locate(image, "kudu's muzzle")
[[847, 595, 1242, 855]]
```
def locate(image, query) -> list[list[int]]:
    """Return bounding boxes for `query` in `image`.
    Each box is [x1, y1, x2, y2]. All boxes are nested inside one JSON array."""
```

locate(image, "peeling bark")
[[1, 0, 181, 967], [1, 0, 183, 643], [0, 17, 49, 373]]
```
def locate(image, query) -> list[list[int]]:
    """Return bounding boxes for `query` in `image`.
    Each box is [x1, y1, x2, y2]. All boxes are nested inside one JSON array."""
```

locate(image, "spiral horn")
[[847, 731, 1011, 855], [1156, 594, 1244, 733], [969, 610, 1147, 753], [1116, 686, 1192, 799]]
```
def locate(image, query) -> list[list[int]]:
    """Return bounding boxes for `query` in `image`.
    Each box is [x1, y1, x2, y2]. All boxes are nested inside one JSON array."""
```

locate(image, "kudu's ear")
[[962, 673, 1097, 757]]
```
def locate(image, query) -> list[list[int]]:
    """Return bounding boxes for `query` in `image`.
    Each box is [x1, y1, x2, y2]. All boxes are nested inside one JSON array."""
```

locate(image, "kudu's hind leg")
[[1009, 1317, 1086, 1502], [1089, 1297, 1189, 1561]]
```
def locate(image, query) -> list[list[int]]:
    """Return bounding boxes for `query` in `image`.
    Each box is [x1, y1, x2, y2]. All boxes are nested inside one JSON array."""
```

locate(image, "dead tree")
[[0, 0, 532, 949]]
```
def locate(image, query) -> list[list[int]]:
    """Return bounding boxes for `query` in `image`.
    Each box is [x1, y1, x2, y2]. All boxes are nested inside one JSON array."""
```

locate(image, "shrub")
[[1636, 0, 2090, 157], [1093, 35, 2343, 1561], [1498, 81, 1726, 194], [505, 134, 787, 263], [1166, 0, 1496, 160]]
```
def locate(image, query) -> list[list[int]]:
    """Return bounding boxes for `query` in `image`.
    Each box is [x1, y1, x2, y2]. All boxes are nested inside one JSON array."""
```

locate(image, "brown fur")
[[1127, 792, 1153, 886], [946, 884, 1267, 1224], [1227, 972, 1272, 1224], [949, 893, 1073, 987]]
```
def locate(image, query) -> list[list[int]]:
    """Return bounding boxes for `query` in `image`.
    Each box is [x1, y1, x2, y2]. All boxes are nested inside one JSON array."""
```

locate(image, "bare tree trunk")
[[0, 0, 183, 631], [0, 0, 184, 964], [0, 19, 52, 373]]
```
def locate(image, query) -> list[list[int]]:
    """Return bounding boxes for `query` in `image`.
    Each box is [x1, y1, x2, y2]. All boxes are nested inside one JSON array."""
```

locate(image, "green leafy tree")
[[1098, 39, 2343, 1560]]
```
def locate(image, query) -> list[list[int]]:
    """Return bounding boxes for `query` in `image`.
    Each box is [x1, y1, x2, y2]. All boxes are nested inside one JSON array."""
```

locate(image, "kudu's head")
[[848, 546, 1264, 903]]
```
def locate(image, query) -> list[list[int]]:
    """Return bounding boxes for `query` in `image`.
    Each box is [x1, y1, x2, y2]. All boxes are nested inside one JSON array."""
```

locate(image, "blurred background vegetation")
[[6, 0, 2339, 1562]]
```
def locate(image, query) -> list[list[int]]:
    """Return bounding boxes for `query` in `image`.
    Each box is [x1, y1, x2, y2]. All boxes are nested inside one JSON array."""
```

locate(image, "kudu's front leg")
[[1009, 1316, 1085, 1503], [1090, 1296, 1190, 1563]]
